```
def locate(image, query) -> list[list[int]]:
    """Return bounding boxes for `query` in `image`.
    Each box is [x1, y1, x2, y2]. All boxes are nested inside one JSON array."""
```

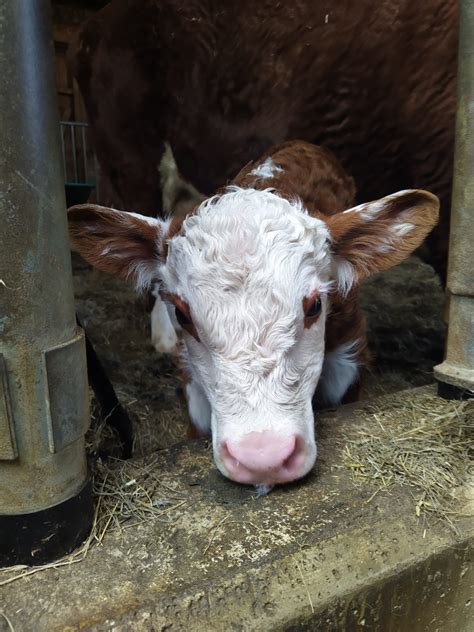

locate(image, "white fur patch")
[[126, 211, 162, 227], [250, 158, 283, 180], [333, 257, 357, 295], [150, 292, 178, 354], [371, 221, 415, 255], [345, 201, 385, 221], [392, 221, 414, 237], [318, 340, 359, 406], [185, 381, 212, 435], [161, 187, 330, 478], [127, 215, 171, 293], [344, 190, 415, 220], [129, 260, 161, 294]]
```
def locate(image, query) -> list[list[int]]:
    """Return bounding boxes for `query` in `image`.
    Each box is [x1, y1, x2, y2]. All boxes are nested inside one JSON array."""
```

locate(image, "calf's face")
[[69, 187, 438, 487], [161, 189, 332, 485]]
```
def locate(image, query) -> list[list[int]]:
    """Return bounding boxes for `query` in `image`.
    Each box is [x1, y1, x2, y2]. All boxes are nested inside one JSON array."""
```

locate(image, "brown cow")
[[72, 0, 457, 279]]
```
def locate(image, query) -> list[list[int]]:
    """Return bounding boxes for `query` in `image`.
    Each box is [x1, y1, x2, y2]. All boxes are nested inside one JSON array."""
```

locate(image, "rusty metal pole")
[[0, 1, 92, 564], [434, 0, 474, 399]]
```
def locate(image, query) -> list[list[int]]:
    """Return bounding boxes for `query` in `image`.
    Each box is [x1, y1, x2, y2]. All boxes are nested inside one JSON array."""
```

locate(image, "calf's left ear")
[[68, 204, 166, 291], [326, 189, 439, 294]]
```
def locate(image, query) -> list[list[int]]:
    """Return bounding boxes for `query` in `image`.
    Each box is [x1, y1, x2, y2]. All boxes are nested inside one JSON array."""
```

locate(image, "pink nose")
[[221, 431, 307, 485]]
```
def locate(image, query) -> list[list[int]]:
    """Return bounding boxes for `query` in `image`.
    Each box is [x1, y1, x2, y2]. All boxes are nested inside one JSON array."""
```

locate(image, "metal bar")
[[94, 153, 101, 202], [0, 0, 92, 564], [70, 123, 78, 183], [81, 125, 88, 182], [60, 121, 90, 127], [434, 0, 474, 398]]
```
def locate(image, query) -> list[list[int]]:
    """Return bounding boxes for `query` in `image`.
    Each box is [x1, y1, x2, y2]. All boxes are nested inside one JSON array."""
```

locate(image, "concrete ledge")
[[0, 386, 472, 631]]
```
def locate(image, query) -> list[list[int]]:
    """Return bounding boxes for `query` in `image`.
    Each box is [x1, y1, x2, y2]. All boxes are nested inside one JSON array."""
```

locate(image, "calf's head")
[[69, 187, 438, 486]]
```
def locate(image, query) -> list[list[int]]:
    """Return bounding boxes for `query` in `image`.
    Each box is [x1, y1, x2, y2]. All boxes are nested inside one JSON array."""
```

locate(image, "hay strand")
[[342, 393, 474, 530], [0, 456, 187, 587]]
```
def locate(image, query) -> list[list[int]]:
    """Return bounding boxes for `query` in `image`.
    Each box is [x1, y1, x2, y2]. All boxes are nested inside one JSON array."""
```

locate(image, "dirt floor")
[[72, 254, 446, 457], [1, 385, 472, 632], [2, 259, 470, 632]]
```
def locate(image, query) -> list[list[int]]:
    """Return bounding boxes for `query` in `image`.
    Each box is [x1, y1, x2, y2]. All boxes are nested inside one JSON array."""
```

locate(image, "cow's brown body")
[[73, 0, 457, 276]]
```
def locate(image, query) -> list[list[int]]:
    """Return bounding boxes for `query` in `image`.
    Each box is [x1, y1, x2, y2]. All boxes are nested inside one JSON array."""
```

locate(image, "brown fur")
[[167, 293, 200, 342], [233, 142, 357, 216], [68, 204, 163, 281], [327, 191, 440, 279], [72, 0, 457, 279]]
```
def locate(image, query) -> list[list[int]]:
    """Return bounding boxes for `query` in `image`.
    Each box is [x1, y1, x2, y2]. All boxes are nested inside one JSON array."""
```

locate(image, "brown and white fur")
[[68, 141, 439, 491]]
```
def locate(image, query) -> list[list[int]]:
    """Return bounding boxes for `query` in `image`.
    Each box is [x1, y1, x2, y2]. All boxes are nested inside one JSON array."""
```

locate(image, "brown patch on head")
[[173, 356, 210, 440], [168, 293, 200, 342], [232, 140, 356, 218], [325, 289, 370, 359]]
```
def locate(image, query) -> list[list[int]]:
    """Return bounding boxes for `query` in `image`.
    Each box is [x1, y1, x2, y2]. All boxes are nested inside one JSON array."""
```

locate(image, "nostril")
[[282, 436, 306, 472]]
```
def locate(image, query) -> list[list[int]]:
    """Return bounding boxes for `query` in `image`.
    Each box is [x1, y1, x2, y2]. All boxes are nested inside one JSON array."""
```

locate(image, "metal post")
[[434, 0, 474, 399], [0, 1, 92, 564]]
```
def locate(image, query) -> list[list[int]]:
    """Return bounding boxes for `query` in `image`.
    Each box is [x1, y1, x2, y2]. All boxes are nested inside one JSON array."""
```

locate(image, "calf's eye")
[[168, 294, 200, 341], [305, 297, 322, 318], [303, 294, 322, 328]]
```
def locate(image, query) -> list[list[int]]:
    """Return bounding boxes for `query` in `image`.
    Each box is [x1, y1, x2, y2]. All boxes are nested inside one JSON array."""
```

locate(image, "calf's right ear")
[[68, 204, 166, 291]]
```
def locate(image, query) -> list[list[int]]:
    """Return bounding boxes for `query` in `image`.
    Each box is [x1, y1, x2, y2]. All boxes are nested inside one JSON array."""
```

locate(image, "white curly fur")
[[159, 187, 333, 479]]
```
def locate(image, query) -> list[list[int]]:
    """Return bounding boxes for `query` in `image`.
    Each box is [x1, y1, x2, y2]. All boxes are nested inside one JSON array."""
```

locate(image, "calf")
[[68, 141, 438, 490]]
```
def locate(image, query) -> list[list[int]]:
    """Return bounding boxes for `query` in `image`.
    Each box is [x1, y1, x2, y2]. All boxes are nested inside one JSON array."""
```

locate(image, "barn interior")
[[0, 2, 473, 631], [49, 0, 448, 456]]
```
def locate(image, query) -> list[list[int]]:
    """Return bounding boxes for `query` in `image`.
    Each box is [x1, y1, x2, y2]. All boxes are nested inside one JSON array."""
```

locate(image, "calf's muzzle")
[[220, 430, 310, 485]]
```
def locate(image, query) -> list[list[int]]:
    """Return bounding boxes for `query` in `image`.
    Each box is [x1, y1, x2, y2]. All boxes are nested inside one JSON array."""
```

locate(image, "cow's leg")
[[78, 317, 134, 458], [317, 340, 361, 408], [184, 380, 212, 439]]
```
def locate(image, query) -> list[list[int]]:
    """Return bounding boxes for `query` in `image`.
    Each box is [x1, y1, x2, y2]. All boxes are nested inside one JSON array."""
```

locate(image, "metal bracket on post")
[[0, 354, 17, 461], [44, 330, 89, 454]]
